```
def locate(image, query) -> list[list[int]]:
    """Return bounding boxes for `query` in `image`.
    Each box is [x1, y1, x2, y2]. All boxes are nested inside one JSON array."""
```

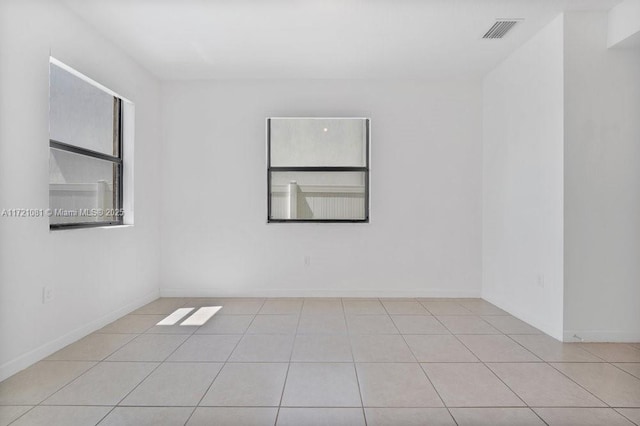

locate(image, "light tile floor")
[[1, 298, 639, 425]]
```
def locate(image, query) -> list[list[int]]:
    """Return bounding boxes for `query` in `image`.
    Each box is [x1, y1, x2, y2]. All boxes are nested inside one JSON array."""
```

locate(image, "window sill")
[[49, 224, 133, 232]]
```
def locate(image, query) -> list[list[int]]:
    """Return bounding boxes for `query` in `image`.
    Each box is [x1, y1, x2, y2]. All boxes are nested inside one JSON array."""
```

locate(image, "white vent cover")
[[482, 20, 521, 39]]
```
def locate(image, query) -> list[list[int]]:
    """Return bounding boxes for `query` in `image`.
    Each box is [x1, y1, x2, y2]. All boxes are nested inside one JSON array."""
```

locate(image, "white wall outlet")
[[537, 275, 545, 288], [304, 255, 311, 266], [42, 286, 53, 304]]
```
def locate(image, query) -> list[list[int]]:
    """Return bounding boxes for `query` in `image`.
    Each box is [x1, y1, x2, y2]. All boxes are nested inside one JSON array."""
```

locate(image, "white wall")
[[608, 0, 640, 48], [0, 0, 161, 380], [482, 15, 565, 340], [160, 79, 482, 298], [563, 12, 640, 342]]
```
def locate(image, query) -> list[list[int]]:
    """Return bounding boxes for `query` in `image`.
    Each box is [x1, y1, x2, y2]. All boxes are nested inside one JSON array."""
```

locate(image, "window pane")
[[270, 118, 367, 167], [50, 63, 117, 156], [49, 148, 120, 225], [270, 171, 366, 220]]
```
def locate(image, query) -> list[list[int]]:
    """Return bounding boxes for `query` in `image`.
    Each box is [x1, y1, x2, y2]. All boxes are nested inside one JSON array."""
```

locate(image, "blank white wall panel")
[[564, 12, 640, 342], [159, 79, 482, 298], [482, 15, 565, 340]]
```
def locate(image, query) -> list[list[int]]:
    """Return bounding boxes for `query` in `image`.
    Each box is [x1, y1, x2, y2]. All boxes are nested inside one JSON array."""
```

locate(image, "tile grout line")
[[274, 299, 304, 426], [570, 344, 610, 362], [548, 341, 638, 407], [342, 298, 368, 426], [545, 361, 616, 409], [417, 299, 475, 317], [182, 298, 265, 425], [95, 304, 209, 425], [429, 308, 546, 425], [42, 358, 622, 364], [500, 334, 545, 362], [6, 407, 36, 425], [5, 359, 107, 426], [580, 343, 640, 357], [5, 298, 639, 425], [10, 301, 190, 425], [451, 314, 630, 423], [529, 407, 552, 425], [35, 346, 137, 407], [613, 407, 640, 426], [3, 403, 631, 408], [504, 333, 609, 363], [610, 363, 640, 380], [382, 298, 458, 426], [92, 358, 164, 423]]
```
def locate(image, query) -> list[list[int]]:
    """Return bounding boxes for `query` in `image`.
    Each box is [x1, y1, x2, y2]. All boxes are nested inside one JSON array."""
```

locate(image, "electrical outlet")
[[304, 255, 311, 266], [42, 286, 53, 304], [537, 275, 545, 288]]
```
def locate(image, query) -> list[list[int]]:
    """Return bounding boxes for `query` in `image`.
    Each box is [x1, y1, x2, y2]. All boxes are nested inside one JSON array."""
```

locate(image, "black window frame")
[[266, 117, 370, 223], [49, 87, 124, 230]]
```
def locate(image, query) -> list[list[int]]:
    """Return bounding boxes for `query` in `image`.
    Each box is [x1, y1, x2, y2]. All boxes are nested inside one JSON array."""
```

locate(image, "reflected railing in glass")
[[49, 148, 121, 225], [270, 171, 366, 220]]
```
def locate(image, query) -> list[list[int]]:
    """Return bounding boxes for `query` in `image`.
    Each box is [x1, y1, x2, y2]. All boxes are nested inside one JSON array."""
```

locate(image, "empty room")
[[1, 0, 639, 425]]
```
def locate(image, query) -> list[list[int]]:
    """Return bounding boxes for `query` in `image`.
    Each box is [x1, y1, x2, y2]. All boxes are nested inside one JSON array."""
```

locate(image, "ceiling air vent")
[[482, 20, 521, 39]]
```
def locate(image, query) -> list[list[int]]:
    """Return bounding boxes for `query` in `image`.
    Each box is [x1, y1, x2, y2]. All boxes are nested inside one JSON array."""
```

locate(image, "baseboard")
[[0, 290, 159, 382], [482, 296, 640, 343], [481, 294, 563, 341], [160, 288, 482, 299], [563, 330, 640, 343]]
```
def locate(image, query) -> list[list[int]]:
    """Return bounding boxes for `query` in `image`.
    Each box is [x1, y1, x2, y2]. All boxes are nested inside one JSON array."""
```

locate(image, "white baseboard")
[[481, 294, 563, 341], [160, 288, 482, 299], [0, 290, 159, 382], [563, 330, 640, 343], [482, 295, 640, 343]]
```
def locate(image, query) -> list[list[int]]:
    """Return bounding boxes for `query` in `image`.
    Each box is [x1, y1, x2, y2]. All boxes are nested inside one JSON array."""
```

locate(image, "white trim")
[[121, 101, 135, 225], [563, 330, 640, 343], [49, 56, 132, 103], [482, 294, 563, 341], [160, 288, 481, 299], [48, 224, 133, 233], [0, 290, 158, 382], [268, 117, 370, 120]]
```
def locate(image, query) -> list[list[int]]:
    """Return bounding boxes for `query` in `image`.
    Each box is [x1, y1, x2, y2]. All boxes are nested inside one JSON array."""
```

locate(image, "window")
[[49, 60, 124, 229], [267, 118, 370, 222]]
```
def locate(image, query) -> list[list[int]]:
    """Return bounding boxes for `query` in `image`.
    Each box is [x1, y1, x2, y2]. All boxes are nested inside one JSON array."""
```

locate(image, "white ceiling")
[[61, 0, 620, 80]]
